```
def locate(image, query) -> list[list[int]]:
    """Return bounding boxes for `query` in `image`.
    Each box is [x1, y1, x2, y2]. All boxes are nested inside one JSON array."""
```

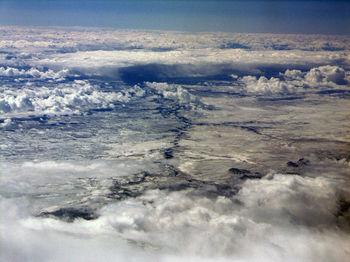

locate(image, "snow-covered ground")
[[1, 27, 349, 262]]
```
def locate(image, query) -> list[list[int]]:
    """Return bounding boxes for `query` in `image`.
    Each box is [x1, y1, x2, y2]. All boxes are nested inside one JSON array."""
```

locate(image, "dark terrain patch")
[[40, 207, 98, 222]]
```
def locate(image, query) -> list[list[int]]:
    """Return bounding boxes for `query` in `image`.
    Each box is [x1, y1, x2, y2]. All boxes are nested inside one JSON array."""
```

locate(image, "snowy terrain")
[[1, 26, 350, 262]]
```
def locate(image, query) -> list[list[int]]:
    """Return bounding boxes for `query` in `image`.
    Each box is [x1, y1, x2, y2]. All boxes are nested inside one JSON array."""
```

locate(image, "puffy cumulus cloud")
[[0, 80, 144, 116], [97, 173, 349, 261], [1, 173, 348, 262], [283, 69, 305, 80], [305, 65, 346, 85], [239, 65, 348, 95], [240, 75, 302, 94], [145, 82, 200, 106], [239, 174, 339, 227], [285, 65, 348, 88], [0, 66, 24, 76], [0, 66, 69, 80]]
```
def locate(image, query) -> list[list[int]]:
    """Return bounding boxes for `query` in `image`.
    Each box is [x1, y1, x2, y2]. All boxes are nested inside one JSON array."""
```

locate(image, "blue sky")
[[0, 0, 349, 34]]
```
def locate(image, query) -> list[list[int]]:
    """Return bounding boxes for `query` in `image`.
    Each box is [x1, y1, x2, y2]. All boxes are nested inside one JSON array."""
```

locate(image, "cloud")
[[0, 80, 145, 116], [305, 65, 346, 85], [0, 66, 69, 80], [35, 48, 348, 74], [1, 26, 350, 53], [94, 173, 350, 261], [240, 75, 302, 94], [238, 65, 348, 95], [1, 170, 349, 262], [1, 26, 350, 262], [1, 27, 349, 79], [1, 26, 349, 91], [145, 82, 200, 106]]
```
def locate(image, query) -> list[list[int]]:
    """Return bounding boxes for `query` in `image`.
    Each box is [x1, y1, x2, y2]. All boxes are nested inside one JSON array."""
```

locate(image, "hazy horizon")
[[0, 0, 349, 34]]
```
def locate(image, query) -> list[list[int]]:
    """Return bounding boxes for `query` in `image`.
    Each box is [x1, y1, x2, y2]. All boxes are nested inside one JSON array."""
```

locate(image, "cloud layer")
[[1, 26, 349, 262], [239, 65, 348, 94], [1, 168, 349, 262], [0, 80, 147, 116]]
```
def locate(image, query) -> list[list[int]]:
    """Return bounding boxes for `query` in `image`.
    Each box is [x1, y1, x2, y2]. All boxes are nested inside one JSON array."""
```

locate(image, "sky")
[[0, 0, 349, 34]]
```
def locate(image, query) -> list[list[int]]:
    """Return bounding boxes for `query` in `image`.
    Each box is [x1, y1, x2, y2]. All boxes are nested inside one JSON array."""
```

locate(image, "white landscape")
[[0, 26, 350, 262]]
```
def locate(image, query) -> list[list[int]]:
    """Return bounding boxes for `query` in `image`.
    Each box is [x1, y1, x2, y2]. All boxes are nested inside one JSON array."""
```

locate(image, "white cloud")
[[1, 26, 350, 53], [0, 66, 25, 76], [1, 172, 348, 262], [0, 66, 69, 80], [1, 27, 349, 82], [305, 65, 346, 85], [97, 173, 349, 261], [283, 69, 304, 80], [34, 49, 348, 75], [0, 80, 144, 116], [239, 65, 348, 95], [145, 82, 199, 106], [240, 75, 302, 94]]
